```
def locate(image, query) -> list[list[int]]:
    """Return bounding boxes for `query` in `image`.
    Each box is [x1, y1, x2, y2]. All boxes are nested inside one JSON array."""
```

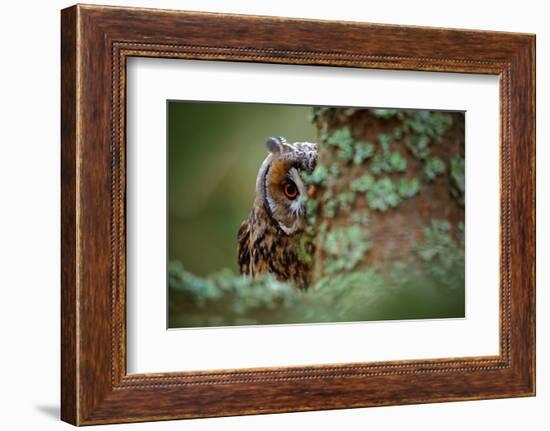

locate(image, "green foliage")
[[169, 262, 306, 327], [311, 262, 464, 322], [423, 157, 446, 181], [366, 177, 401, 211], [322, 225, 369, 274], [169, 261, 298, 310], [449, 157, 465, 206], [414, 220, 465, 290], [310, 270, 387, 320], [169, 256, 465, 328]]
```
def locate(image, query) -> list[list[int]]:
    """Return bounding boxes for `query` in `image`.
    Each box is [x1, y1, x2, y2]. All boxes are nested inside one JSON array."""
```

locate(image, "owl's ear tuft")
[[266, 136, 288, 154]]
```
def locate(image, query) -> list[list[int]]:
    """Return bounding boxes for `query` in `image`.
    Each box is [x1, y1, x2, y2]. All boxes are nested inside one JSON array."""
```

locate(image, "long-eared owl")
[[237, 136, 317, 289]]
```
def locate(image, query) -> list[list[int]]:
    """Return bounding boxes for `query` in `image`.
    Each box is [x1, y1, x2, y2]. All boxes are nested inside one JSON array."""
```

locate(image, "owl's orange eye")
[[283, 182, 298, 199]]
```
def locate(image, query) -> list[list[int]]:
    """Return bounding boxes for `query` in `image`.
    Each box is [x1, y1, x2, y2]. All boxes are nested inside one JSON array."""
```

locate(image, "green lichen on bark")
[[310, 107, 465, 282]]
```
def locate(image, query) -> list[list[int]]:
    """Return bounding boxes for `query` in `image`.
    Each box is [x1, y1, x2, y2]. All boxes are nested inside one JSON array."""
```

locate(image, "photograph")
[[167, 101, 466, 328]]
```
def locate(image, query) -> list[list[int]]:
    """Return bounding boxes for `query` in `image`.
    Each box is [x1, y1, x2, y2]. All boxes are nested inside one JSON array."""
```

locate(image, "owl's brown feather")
[[237, 218, 252, 275], [237, 205, 312, 289]]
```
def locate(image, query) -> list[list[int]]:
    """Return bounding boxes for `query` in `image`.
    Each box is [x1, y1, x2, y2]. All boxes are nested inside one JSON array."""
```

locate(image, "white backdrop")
[[127, 59, 500, 373], [0, 0, 546, 430]]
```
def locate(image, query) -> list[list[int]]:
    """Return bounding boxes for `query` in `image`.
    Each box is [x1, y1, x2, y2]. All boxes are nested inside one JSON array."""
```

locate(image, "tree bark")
[[308, 108, 465, 283]]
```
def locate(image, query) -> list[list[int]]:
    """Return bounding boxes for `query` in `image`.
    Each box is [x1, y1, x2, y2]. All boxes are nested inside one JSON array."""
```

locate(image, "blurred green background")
[[168, 101, 316, 276]]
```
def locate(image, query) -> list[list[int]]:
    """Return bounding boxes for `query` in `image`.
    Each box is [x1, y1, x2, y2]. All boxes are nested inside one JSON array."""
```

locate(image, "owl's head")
[[255, 136, 318, 235]]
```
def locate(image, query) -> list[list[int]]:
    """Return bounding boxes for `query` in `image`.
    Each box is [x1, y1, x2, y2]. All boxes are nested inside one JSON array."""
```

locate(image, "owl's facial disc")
[[254, 137, 317, 236], [265, 160, 308, 235]]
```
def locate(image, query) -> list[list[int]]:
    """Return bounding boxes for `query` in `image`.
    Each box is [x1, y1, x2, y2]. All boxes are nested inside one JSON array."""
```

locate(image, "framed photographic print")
[[61, 4, 535, 425]]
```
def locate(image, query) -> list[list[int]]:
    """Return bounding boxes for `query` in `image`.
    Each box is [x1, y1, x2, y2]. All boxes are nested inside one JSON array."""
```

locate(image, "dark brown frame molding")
[[61, 4, 536, 425]]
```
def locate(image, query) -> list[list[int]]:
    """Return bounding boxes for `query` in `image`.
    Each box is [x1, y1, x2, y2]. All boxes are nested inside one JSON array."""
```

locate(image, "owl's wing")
[[237, 219, 252, 276]]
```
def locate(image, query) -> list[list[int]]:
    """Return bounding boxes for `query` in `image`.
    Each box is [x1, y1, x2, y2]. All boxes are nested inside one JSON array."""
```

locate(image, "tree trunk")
[[306, 108, 465, 283]]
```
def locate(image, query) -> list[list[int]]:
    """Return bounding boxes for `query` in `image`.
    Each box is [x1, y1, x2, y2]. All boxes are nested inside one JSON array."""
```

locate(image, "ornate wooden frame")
[[61, 4, 535, 425]]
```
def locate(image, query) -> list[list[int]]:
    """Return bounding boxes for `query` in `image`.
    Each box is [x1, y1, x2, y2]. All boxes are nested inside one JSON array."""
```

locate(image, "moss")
[[369, 132, 407, 175], [169, 256, 465, 327], [325, 197, 338, 218], [423, 156, 446, 181], [317, 110, 457, 218], [393, 125, 404, 139], [370, 151, 407, 175], [337, 191, 356, 211], [377, 132, 393, 152], [351, 174, 375, 192], [406, 134, 431, 159], [310, 106, 332, 124], [296, 232, 315, 265], [329, 162, 340, 177], [353, 141, 375, 165], [326, 127, 355, 162], [397, 177, 420, 198], [168, 261, 298, 310], [366, 177, 401, 211], [297, 188, 322, 266], [449, 157, 465, 206], [322, 225, 370, 274], [403, 111, 453, 140], [302, 164, 328, 187], [370, 108, 400, 119], [343, 107, 359, 117], [351, 211, 370, 226], [414, 219, 465, 290], [304, 198, 319, 226]]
